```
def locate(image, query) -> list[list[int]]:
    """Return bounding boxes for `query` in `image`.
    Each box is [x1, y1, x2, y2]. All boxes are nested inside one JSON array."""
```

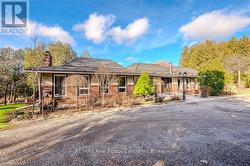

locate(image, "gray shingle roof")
[[172, 66, 198, 75], [25, 57, 198, 77], [25, 57, 138, 75], [127, 63, 174, 77], [127, 63, 197, 77]]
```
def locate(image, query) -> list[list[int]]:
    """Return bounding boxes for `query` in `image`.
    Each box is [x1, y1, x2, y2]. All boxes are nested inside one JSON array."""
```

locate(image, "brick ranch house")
[[25, 51, 198, 106]]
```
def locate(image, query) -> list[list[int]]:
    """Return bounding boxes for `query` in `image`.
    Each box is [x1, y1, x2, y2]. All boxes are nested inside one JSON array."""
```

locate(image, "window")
[[163, 78, 172, 86], [54, 75, 66, 96], [118, 76, 126, 93], [178, 79, 181, 90], [78, 76, 89, 96], [100, 78, 109, 94], [186, 78, 189, 85]]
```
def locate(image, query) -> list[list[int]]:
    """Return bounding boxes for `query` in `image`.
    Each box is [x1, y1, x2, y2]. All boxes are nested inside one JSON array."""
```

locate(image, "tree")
[[0, 47, 27, 105], [66, 75, 88, 110], [179, 36, 250, 87], [24, 43, 45, 112], [0, 47, 14, 105], [23, 42, 76, 111], [48, 42, 76, 66], [224, 54, 250, 88], [94, 67, 115, 106], [198, 71, 225, 96], [133, 72, 155, 97]]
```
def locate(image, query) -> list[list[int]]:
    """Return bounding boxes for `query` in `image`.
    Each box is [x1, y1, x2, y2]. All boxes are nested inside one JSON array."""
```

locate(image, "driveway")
[[1, 96, 250, 166]]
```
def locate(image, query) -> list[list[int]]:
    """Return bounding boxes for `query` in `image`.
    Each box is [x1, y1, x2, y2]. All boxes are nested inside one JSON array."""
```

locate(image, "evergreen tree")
[[180, 36, 250, 86], [133, 72, 155, 97]]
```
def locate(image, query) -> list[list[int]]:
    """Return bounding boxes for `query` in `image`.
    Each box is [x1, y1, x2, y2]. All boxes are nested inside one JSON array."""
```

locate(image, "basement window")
[[118, 76, 126, 93]]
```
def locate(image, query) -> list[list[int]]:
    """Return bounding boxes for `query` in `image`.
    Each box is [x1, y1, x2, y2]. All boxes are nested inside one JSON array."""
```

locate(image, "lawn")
[[0, 104, 25, 129]]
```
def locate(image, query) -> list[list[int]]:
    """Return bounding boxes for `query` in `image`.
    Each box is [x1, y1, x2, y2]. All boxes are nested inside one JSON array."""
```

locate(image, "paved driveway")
[[1, 96, 250, 166]]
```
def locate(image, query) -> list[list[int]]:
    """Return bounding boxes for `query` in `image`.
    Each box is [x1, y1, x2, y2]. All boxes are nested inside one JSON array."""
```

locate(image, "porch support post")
[[38, 73, 43, 113], [38, 73, 41, 102]]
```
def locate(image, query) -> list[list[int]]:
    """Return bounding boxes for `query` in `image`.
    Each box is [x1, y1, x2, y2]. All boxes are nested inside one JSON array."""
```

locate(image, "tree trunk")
[[4, 85, 8, 105], [13, 84, 17, 103], [14, 94, 17, 103], [102, 93, 105, 107], [8, 85, 11, 103], [238, 70, 241, 89], [10, 83, 15, 103], [32, 83, 36, 116], [76, 87, 79, 111]]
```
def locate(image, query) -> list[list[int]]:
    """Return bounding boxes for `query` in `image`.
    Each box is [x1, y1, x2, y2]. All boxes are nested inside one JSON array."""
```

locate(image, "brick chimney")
[[42, 51, 52, 67]]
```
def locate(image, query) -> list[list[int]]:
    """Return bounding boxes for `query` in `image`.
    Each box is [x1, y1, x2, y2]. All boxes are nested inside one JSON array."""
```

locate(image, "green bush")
[[133, 72, 155, 97], [242, 73, 250, 88], [198, 71, 225, 96]]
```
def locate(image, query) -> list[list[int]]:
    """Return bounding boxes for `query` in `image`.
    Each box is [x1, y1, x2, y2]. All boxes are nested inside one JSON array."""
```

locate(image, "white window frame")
[[118, 76, 126, 93], [54, 74, 67, 97], [78, 75, 90, 96]]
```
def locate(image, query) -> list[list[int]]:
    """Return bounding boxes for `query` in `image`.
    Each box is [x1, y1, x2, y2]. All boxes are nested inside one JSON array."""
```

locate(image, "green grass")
[[0, 104, 25, 129]]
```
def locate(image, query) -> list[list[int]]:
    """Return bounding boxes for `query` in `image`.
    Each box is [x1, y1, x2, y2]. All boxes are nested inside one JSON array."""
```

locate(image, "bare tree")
[[94, 67, 115, 107], [224, 54, 250, 88], [0, 48, 22, 105], [29, 32, 40, 113], [67, 75, 88, 110], [30, 30, 39, 49]]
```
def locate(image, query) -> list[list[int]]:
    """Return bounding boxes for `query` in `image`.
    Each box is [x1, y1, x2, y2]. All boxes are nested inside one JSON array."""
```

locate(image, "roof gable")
[[127, 63, 170, 73]]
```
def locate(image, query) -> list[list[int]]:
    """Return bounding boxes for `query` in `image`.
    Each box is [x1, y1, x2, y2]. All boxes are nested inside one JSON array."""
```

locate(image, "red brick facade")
[[40, 73, 198, 107]]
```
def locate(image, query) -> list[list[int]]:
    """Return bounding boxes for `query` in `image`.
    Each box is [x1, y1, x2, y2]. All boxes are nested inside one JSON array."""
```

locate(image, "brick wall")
[[127, 85, 134, 96], [40, 73, 198, 107], [153, 77, 162, 94]]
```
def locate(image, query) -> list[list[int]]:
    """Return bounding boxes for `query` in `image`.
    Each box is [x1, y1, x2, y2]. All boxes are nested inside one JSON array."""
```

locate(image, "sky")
[[1, 0, 250, 66]]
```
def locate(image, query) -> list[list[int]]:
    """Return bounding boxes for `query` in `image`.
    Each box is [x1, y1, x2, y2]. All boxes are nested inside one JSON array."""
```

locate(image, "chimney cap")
[[44, 50, 51, 54]]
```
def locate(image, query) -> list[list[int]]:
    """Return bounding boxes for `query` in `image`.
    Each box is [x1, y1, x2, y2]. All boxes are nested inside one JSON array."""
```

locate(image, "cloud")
[[125, 56, 139, 62], [118, 62, 123, 66], [181, 41, 198, 48], [73, 13, 115, 44], [3, 45, 19, 50], [133, 29, 178, 52], [109, 17, 150, 44], [27, 21, 75, 45], [73, 14, 149, 44], [179, 10, 250, 40]]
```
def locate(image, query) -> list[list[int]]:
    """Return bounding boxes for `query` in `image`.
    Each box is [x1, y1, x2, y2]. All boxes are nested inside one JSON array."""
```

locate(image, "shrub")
[[155, 96, 164, 103], [133, 72, 155, 97], [170, 95, 181, 100], [198, 70, 225, 96]]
